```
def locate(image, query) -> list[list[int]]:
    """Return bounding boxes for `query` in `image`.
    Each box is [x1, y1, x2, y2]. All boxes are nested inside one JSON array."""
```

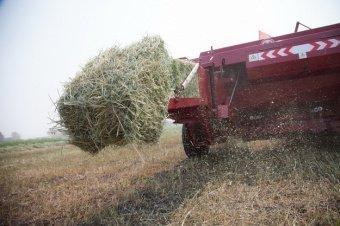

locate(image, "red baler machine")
[[168, 22, 340, 157]]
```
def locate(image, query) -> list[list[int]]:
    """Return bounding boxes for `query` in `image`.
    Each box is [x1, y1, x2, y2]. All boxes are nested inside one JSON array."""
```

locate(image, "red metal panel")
[[247, 36, 340, 68], [198, 66, 211, 104], [247, 53, 340, 80], [168, 23, 340, 144], [200, 23, 340, 58], [217, 105, 229, 118], [246, 37, 340, 80], [168, 97, 206, 110], [232, 72, 340, 110], [199, 23, 340, 68]]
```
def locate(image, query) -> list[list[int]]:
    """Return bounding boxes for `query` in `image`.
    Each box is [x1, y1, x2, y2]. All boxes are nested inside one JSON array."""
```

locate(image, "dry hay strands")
[[57, 36, 197, 154], [170, 58, 199, 97]]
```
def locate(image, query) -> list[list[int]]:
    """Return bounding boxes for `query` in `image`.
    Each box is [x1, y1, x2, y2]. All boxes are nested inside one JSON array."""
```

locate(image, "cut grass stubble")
[[1, 135, 338, 225]]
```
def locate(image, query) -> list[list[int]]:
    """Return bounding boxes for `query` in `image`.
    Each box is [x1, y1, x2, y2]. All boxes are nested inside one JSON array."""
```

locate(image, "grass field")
[[0, 126, 339, 225], [0, 137, 66, 149]]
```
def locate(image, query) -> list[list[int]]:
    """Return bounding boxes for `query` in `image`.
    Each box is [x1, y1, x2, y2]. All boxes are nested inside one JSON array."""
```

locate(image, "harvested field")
[[0, 126, 339, 225]]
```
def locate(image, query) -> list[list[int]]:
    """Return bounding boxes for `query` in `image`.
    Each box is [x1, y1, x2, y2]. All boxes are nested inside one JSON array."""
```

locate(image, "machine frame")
[[168, 23, 340, 156]]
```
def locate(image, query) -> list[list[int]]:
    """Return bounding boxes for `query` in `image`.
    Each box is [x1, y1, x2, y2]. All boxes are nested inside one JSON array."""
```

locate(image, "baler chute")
[[168, 22, 340, 157]]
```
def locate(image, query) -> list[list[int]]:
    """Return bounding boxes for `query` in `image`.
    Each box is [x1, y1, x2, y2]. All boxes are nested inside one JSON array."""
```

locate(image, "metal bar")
[[295, 21, 312, 33], [181, 63, 199, 90], [209, 66, 216, 108], [228, 69, 240, 107]]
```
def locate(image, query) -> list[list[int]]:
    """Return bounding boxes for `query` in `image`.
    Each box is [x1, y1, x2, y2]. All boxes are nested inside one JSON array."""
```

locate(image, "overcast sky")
[[0, 0, 339, 138]]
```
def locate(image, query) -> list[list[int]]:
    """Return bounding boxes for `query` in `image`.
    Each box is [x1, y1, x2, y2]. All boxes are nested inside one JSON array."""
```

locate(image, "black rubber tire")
[[182, 124, 209, 158]]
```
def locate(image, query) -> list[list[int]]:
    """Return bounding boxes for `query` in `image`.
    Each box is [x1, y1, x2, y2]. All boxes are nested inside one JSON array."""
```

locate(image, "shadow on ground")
[[90, 138, 339, 225]]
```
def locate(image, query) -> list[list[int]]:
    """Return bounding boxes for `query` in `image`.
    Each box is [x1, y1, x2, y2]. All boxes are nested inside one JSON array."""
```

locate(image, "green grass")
[[0, 137, 66, 149]]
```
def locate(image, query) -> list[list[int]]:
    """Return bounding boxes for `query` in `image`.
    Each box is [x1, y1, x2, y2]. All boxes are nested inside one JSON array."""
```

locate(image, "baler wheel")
[[182, 124, 209, 158]]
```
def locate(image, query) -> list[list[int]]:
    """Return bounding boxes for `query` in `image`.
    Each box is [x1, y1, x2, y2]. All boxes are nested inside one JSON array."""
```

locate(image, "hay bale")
[[171, 59, 199, 97], [57, 36, 198, 153]]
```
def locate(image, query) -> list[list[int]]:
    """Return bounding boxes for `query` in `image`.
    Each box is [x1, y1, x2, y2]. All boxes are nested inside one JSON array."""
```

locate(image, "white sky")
[[0, 0, 339, 138]]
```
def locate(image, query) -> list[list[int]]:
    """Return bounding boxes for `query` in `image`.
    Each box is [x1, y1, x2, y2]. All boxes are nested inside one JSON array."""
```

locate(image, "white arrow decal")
[[266, 50, 276, 58], [248, 37, 339, 63], [277, 48, 288, 56], [258, 52, 265, 61], [315, 41, 326, 50], [329, 38, 340, 48]]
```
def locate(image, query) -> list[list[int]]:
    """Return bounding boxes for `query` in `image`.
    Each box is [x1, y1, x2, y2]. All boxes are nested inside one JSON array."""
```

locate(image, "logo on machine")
[[248, 38, 339, 62]]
